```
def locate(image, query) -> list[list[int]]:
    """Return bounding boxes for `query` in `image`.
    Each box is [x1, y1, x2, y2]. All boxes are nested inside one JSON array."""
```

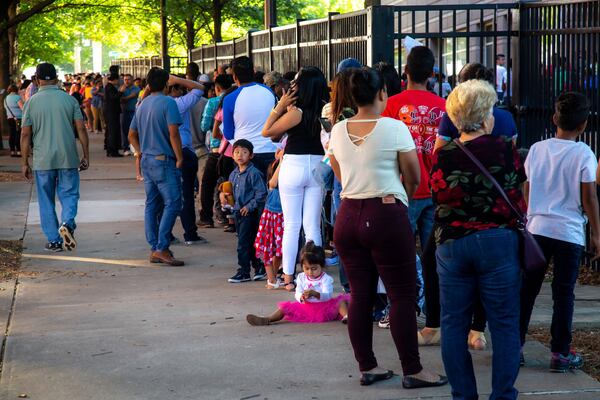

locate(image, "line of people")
[[14, 50, 600, 399]]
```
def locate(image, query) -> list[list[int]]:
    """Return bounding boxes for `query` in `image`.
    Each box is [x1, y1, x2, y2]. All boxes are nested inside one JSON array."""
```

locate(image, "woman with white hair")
[[431, 79, 526, 400]]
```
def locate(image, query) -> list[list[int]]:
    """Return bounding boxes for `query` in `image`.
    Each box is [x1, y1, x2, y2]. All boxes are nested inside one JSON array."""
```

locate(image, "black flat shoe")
[[360, 369, 394, 386], [402, 374, 448, 389]]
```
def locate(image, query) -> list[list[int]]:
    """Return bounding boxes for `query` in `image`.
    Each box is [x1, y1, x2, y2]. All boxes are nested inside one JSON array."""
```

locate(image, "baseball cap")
[[336, 58, 362, 73], [36, 63, 57, 81], [198, 74, 211, 83]]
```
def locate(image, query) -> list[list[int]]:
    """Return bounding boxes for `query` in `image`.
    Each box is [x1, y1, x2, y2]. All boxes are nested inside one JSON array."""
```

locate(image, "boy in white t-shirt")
[[520, 92, 600, 372]]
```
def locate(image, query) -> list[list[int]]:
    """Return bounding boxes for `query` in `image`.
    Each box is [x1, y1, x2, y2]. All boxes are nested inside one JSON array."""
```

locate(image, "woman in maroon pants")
[[328, 67, 447, 390]]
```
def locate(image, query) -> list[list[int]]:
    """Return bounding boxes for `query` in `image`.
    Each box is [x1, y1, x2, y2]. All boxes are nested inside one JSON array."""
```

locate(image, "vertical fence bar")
[[466, 9, 471, 64], [506, 7, 512, 106], [398, 10, 402, 80], [327, 13, 333, 81], [451, 9, 456, 97], [439, 10, 443, 79], [269, 26, 274, 72], [493, 7, 498, 91], [479, 8, 484, 63], [295, 20, 302, 72]]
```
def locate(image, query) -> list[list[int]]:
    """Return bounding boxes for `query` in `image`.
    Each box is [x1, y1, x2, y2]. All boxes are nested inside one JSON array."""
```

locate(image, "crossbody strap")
[[453, 139, 525, 222], [4, 97, 17, 119]]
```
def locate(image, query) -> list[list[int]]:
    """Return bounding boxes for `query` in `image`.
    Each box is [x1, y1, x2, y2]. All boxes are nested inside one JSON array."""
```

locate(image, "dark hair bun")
[[300, 241, 326, 267], [349, 67, 385, 107]]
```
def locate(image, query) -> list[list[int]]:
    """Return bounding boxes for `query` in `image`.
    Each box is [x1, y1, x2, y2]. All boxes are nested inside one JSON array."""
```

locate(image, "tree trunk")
[[212, 0, 222, 43], [8, 1, 17, 78], [0, 2, 13, 145], [185, 18, 195, 59]]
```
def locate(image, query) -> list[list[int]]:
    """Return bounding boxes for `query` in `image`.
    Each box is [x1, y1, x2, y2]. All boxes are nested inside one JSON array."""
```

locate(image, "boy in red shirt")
[[382, 46, 446, 311], [382, 46, 445, 245]]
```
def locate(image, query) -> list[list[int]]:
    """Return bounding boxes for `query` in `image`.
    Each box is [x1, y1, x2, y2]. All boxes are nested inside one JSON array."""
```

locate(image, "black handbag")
[[453, 139, 546, 272]]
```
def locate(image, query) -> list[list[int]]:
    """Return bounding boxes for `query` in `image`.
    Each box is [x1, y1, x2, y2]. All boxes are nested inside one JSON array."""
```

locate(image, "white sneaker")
[[123, 150, 132, 156]]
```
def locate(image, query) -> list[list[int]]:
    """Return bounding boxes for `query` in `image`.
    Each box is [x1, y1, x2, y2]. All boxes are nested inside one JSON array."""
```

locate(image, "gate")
[[387, 3, 519, 102], [519, 0, 600, 150]]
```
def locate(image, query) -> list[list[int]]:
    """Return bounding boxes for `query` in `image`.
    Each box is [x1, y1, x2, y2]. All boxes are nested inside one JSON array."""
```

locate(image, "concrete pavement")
[[1, 135, 600, 399]]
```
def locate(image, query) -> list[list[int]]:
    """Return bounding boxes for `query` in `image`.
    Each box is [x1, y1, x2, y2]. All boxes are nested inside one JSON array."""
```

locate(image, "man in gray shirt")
[[21, 63, 90, 252]]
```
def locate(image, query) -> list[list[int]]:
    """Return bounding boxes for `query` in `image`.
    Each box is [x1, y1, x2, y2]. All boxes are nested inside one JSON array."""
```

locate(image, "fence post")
[[200, 44, 205, 74], [327, 12, 340, 82], [247, 30, 255, 62], [296, 19, 304, 72], [367, 6, 394, 66], [269, 25, 274, 72]]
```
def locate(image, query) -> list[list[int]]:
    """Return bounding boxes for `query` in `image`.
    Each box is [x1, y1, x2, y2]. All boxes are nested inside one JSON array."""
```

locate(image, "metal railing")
[[111, 56, 188, 78], [190, 9, 370, 82]]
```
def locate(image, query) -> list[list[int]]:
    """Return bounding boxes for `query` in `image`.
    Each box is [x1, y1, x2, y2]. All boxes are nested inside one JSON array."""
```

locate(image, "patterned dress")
[[254, 188, 284, 265]]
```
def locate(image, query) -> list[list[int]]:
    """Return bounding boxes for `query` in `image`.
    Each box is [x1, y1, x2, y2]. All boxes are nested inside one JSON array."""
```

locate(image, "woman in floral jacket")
[[431, 79, 526, 400]]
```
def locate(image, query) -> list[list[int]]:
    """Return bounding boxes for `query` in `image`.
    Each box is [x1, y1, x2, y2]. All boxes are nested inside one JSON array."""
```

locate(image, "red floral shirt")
[[431, 135, 527, 245]]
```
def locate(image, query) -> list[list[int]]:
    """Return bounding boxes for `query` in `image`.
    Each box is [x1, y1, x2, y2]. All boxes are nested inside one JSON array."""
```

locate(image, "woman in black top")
[[262, 66, 329, 290]]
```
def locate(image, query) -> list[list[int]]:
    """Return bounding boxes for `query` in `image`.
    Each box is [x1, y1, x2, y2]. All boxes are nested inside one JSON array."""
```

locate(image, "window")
[[442, 36, 467, 79]]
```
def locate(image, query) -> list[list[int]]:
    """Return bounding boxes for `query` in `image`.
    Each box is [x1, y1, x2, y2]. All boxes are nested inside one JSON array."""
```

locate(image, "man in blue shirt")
[[128, 67, 185, 266], [167, 75, 207, 245], [119, 74, 140, 155]]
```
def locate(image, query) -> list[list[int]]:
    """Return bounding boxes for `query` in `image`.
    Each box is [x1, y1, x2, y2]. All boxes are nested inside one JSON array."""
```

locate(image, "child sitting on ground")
[[246, 241, 350, 325], [520, 91, 600, 372], [220, 139, 268, 283], [254, 156, 284, 289]]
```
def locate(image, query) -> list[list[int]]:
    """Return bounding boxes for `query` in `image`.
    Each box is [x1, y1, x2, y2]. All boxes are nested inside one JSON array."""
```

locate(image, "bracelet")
[[271, 108, 280, 116]]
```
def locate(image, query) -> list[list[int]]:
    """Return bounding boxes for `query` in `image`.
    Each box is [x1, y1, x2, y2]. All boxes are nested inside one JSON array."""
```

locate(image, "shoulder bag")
[[453, 139, 546, 272]]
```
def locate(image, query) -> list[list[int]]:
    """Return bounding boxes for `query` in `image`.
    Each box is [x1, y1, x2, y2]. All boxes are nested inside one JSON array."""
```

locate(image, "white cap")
[[198, 74, 211, 83]]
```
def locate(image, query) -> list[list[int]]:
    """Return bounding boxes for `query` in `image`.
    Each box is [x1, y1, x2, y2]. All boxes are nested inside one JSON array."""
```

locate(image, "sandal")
[[284, 281, 296, 292], [417, 328, 441, 346], [266, 278, 282, 290], [468, 330, 487, 351]]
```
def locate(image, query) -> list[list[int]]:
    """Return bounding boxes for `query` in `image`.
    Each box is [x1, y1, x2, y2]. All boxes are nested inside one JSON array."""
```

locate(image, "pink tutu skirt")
[[254, 209, 284, 265], [278, 294, 350, 323]]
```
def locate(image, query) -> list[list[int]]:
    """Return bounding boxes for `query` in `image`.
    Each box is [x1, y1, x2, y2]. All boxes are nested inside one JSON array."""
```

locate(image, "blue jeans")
[[142, 156, 182, 251], [520, 235, 584, 354], [408, 197, 434, 309], [234, 210, 262, 274], [120, 110, 135, 150], [437, 229, 520, 400], [34, 169, 80, 243]]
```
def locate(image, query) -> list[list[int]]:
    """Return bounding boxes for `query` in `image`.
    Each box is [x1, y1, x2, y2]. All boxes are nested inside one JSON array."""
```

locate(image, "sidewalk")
[[1, 135, 600, 399]]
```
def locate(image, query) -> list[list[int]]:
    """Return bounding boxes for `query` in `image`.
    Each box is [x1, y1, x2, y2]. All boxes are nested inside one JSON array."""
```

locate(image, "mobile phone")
[[319, 117, 333, 133]]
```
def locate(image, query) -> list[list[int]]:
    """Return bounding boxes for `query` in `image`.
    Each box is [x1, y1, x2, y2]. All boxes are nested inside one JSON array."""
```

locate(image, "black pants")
[[520, 234, 583, 353], [335, 198, 422, 375], [199, 153, 220, 224], [422, 226, 487, 332], [180, 148, 199, 241], [8, 118, 21, 152], [235, 210, 262, 274], [252, 152, 275, 180], [104, 111, 121, 155]]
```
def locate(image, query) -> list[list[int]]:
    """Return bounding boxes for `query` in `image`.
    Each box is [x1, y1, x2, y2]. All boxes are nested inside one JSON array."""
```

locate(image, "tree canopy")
[[8, 0, 363, 76]]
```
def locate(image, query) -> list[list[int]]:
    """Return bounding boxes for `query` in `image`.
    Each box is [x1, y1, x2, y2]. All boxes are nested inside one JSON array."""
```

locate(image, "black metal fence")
[[389, 3, 518, 102], [111, 56, 187, 78], [519, 0, 600, 149], [190, 9, 371, 82]]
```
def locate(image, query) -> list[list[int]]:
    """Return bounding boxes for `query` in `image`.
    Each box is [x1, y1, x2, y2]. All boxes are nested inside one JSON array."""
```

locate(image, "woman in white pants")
[[262, 67, 329, 290]]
